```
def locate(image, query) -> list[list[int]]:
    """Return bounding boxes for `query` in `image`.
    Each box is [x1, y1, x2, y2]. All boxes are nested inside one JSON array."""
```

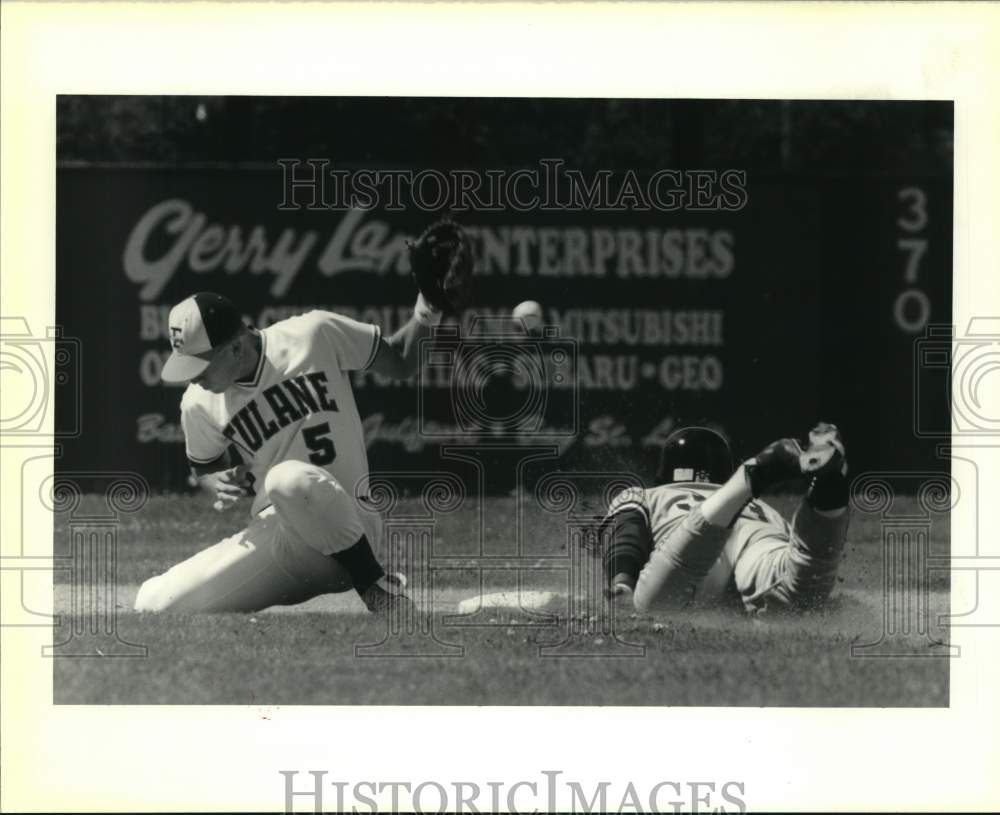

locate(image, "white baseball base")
[[456, 590, 558, 615]]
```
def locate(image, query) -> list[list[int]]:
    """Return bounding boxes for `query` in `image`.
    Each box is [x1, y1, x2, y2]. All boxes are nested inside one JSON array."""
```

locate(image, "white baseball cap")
[[161, 292, 244, 383]]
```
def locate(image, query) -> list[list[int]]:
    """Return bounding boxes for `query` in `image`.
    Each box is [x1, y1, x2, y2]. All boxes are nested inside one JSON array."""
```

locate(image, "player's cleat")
[[806, 422, 846, 467], [743, 438, 807, 497], [804, 422, 850, 511], [360, 574, 416, 615], [744, 422, 846, 498]]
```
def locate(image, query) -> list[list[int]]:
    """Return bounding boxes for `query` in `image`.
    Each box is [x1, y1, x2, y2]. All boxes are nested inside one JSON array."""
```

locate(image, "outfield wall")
[[55, 166, 952, 491]]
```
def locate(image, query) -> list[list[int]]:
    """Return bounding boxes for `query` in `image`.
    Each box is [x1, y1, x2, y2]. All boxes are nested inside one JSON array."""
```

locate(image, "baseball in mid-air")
[[512, 300, 543, 332]]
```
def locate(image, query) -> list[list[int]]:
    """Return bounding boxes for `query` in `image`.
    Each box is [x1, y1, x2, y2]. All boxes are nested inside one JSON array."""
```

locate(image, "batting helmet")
[[656, 425, 735, 485]]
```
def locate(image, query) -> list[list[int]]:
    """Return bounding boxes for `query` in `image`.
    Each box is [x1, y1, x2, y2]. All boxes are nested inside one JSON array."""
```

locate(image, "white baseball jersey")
[[179, 310, 380, 516], [607, 482, 791, 601]]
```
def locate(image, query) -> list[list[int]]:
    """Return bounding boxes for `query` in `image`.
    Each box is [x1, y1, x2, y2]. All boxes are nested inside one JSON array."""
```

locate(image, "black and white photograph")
[[2, 3, 999, 814], [50, 95, 954, 706]]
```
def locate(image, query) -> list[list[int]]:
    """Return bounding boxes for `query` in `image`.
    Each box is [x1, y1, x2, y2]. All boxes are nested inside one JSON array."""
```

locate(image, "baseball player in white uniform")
[[134, 288, 447, 613], [602, 422, 851, 613]]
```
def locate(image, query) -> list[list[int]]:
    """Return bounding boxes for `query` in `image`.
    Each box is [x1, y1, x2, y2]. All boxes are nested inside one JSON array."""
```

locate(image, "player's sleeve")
[[605, 486, 651, 527], [180, 391, 228, 468], [600, 487, 654, 586], [311, 310, 381, 371]]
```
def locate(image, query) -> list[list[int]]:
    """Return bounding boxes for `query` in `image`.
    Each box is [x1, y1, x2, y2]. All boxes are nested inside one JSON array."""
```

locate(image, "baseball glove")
[[408, 219, 474, 313]]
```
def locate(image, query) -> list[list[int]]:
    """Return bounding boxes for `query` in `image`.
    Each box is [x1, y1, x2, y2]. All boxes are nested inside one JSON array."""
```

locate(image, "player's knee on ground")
[[134, 575, 172, 612]]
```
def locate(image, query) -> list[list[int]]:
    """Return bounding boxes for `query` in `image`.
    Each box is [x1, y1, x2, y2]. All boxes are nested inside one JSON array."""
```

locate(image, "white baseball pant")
[[634, 500, 849, 612], [134, 460, 383, 612]]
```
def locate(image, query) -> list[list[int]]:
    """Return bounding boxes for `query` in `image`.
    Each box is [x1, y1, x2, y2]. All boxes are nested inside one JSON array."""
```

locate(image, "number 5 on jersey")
[[302, 421, 336, 465]]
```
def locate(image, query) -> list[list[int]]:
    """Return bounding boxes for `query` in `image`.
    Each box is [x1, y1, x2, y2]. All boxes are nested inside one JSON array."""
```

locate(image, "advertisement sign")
[[56, 167, 949, 490]]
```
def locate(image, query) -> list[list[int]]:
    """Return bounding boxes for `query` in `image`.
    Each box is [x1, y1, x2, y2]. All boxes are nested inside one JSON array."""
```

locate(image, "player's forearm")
[[377, 293, 443, 380], [384, 315, 434, 379]]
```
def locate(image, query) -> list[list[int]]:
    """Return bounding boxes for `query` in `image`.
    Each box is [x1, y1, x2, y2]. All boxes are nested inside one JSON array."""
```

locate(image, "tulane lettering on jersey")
[[223, 373, 339, 452], [179, 311, 380, 516]]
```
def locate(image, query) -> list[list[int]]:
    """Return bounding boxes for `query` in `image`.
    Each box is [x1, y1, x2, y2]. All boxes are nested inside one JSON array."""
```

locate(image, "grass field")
[[53, 492, 951, 706]]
